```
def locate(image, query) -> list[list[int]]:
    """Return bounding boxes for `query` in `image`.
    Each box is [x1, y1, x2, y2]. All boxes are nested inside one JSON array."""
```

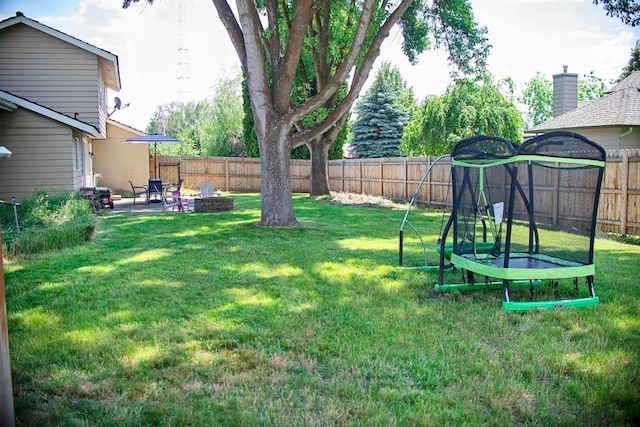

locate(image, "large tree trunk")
[[308, 139, 331, 196], [259, 126, 299, 227]]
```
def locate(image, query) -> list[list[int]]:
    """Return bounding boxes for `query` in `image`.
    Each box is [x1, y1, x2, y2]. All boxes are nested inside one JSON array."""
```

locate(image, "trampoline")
[[436, 131, 606, 310]]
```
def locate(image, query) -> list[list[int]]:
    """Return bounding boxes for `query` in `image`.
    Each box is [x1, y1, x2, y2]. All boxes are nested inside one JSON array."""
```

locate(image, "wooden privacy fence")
[[153, 148, 640, 236]]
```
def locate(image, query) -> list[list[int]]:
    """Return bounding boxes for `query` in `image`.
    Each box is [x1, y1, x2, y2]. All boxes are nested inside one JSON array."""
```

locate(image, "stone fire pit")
[[194, 196, 234, 213]]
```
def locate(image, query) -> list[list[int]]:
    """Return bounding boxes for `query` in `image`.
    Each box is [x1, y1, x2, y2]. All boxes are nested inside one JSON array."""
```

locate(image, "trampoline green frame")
[[436, 132, 606, 311]]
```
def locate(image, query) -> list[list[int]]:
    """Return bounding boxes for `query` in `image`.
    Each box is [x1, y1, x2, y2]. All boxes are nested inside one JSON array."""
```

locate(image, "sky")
[[1, 0, 639, 131]]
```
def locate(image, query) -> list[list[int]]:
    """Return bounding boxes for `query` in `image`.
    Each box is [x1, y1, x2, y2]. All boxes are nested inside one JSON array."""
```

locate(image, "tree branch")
[[315, 0, 330, 93], [330, 0, 357, 73], [273, 0, 316, 113], [235, 0, 273, 139], [211, 0, 247, 71], [283, 0, 377, 129], [291, 0, 414, 146], [265, 0, 282, 67]]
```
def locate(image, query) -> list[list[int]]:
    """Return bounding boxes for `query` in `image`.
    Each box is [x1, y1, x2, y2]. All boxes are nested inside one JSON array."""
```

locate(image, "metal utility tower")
[[177, 0, 191, 99]]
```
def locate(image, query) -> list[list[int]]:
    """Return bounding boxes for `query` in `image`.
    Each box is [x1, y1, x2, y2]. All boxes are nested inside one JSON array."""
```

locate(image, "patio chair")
[[199, 182, 221, 197], [163, 190, 183, 212], [165, 179, 184, 194], [128, 180, 146, 205], [147, 179, 163, 203], [163, 190, 191, 213]]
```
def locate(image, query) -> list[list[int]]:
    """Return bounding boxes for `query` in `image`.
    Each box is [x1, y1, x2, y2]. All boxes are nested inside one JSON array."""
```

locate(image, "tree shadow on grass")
[[4, 195, 640, 426]]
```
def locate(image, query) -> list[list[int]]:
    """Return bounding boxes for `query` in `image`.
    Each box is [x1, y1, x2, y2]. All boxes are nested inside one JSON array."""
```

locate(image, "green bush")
[[1, 191, 96, 257]]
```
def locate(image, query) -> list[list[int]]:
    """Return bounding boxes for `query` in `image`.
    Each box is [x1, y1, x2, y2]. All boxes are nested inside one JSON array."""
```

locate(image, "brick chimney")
[[552, 65, 578, 117]]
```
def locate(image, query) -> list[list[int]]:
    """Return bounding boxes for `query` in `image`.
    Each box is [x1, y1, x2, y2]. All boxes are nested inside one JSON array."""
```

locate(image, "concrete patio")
[[107, 197, 169, 215]]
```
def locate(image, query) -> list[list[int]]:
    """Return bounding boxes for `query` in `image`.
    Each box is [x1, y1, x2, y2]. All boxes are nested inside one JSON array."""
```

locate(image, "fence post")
[[621, 150, 629, 235], [404, 158, 408, 202], [359, 160, 363, 194], [553, 167, 560, 226], [225, 158, 230, 191], [379, 159, 384, 198], [427, 157, 432, 207]]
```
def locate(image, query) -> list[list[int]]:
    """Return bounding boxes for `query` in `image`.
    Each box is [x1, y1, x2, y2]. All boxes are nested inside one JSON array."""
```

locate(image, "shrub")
[[1, 191, 96, 258]]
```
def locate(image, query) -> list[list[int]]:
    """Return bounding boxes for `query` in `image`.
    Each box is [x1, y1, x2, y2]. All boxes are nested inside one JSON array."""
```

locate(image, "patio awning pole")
[[154, 148, 157, 179]]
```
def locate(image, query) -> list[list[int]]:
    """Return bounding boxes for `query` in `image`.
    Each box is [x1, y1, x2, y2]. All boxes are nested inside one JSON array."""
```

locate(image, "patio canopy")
[[125, 134, 182, 179]]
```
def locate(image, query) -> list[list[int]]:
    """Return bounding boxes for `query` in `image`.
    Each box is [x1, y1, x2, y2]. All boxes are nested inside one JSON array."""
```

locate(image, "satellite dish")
[[114, 97, 122, 109]]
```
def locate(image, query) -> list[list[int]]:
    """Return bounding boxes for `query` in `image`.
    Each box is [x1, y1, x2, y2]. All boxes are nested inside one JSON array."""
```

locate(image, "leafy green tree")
[[520, 71, 608, 128], [125, 0, 490, 227], [618, 40, 640, 81], [351, 77, 409, 158], [241, 79, 259, 158], [145, 101, 208, 156], [520, 72, 553, 128], [200, 75, 245, 157], [578, 71, 608, 100], [402, 75, 523, 156], [593, 0, 640, 26]]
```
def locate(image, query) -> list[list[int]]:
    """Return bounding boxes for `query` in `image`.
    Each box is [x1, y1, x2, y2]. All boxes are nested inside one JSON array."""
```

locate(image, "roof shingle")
[[528, 71, 640, 132]]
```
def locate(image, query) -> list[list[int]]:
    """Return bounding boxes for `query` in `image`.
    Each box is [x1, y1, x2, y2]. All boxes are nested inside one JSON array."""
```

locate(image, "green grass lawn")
[[5, 193, 640, 426]]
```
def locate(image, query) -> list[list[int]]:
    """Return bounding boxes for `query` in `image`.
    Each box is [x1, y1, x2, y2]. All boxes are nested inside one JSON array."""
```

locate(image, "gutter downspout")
[[619, 126, 633, 139]]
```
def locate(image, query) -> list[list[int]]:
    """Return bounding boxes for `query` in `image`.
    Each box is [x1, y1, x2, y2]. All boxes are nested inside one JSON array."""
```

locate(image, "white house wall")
[[0, 24, 105, 136], [619, 126, 640, 149], [92, 121, 149, 194], [0, 108, 77, 199], [567, 127, 630, 150]]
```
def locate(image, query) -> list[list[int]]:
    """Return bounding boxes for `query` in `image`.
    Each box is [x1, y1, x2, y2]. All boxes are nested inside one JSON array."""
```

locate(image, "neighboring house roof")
[[528, 71, 640, 133], [107, 119, 146, 136], [0, 89, 101, 137], [0, 12, 121, 91]]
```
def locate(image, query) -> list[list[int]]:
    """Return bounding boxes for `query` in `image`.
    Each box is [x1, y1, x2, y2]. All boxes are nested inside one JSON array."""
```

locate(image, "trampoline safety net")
[[440, 131, 606, 295]]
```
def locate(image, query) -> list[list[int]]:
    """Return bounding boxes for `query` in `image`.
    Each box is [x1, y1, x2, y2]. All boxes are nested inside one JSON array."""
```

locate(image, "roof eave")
[[106, 118, 146, 136], [0, 14, 121, 91], [0, 90, 101, 137]]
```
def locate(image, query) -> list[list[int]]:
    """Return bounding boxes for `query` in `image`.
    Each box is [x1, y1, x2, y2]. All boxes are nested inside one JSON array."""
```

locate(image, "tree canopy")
[[402, 75, 523, 156], [593, 0, 640, 26], [618, 39, 640, 81], [146, 75, 245, 157], [519, 72, 552, 128]]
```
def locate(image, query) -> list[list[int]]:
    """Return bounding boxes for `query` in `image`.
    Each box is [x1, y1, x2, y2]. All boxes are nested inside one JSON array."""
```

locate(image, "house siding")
[[92, 122, 149, 194], [0, 108, 76, 199], [620, 126, 640, 149], [569, 127, 622, 151], [0, 24, 106, 135]]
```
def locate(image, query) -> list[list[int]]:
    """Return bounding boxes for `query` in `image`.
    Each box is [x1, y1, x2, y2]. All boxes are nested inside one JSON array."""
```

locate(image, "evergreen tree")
[[351, 81, 409, 158]]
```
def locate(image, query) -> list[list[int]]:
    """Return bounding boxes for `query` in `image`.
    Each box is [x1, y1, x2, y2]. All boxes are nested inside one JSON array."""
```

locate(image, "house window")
[[98, 69, 107, 113], [75, 137, 82, 171]]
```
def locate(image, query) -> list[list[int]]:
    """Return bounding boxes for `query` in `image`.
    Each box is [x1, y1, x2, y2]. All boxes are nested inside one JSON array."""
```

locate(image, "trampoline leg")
[[503, 279, 510, 303], [587, 276, 596, 298], [398, 230, 403, 267], [466, 270, 475, 284], [529, 280, 535, 299]]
